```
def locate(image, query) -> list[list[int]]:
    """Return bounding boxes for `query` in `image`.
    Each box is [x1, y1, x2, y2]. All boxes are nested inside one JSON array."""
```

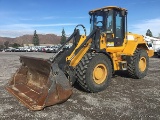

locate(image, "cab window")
[[115, 11, 123, 38]]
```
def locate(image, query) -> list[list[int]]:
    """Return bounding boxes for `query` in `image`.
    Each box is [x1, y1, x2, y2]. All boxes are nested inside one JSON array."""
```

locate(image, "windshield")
[[90, 12, 104, 32], [90, 10, 113, 33]]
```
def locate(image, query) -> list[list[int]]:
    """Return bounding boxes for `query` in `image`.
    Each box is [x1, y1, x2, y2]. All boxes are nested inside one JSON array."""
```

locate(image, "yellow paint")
[[109, 53, 121, 71], [67, 36, 93, 67], [122, 41, 138, 55], [147, 49, 154, 57], [93, 64, 107, 84], [139, 57, 146, 72], [100, 33, 107, 49], [66, 35, 86, 61], [89, 6, 127, 13], [69, 39, 92, 67], [99, 32, 154, 71], [99, 32, 151, 72]]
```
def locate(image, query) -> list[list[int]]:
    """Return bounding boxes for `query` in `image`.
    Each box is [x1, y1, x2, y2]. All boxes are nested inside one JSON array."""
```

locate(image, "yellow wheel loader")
[[6, 6, 154, 110]]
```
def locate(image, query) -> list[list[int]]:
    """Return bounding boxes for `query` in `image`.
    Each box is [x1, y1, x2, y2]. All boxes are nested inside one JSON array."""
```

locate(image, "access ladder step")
[[119, 61, 127, 70]]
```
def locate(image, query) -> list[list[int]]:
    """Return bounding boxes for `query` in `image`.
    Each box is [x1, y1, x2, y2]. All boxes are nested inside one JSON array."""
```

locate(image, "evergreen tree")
[[146, 29, 153, 37], [60, 28, 66, 45], [32, 30, 39, 46]]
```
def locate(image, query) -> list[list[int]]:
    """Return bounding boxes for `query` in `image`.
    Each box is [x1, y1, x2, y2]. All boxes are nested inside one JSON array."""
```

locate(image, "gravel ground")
[[0, 52, 160, 120]]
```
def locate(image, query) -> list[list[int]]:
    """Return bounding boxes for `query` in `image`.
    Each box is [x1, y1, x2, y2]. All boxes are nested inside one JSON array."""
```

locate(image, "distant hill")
[[0, 34, 61, 45]]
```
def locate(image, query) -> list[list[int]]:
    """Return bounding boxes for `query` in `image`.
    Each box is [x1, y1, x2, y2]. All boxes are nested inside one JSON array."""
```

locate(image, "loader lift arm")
[[55, 26, 101, 85]]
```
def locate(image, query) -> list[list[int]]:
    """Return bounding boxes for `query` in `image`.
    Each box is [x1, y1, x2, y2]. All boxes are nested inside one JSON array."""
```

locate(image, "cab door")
[[106, 10, 125, 47]]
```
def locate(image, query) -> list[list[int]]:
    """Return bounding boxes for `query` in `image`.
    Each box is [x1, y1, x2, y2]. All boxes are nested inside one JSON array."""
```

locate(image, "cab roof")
[[89, 6, 127, 13]]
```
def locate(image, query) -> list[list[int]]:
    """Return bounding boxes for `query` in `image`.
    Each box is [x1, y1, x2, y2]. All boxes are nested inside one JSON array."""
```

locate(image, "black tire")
[[127, 49, 149, 79], [76, 53, 112, 93]]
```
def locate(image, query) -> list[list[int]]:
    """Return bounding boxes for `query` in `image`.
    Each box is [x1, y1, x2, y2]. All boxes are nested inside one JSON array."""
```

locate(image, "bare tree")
[[4, 41, 9, 49]]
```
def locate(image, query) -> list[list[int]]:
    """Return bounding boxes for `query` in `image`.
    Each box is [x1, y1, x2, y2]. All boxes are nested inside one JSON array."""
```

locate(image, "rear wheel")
[[76, 53, 112, 92], [127, 49, 149, 79]]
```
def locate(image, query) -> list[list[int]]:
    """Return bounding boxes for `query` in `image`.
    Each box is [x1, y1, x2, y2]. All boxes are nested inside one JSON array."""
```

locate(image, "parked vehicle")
[[31, 46, 38, 52], [4, 47, 16, 52], [144, 36, 160, 56], [5, 48, 12, 52], [24, 47, 32, 52], [14, 48, 21, 52], [46, 46, 59, 53], [37, 46, 46, 52], [43, 46, 51, 52]]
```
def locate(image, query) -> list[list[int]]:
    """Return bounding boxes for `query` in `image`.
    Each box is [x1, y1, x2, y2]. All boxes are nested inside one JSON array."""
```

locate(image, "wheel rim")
[[139, 57, 146, 72], [93, 64, 107, 84]]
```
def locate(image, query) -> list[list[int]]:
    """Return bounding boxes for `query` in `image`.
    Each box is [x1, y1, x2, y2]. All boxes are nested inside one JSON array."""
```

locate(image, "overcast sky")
[[0, 0, 160, 38]]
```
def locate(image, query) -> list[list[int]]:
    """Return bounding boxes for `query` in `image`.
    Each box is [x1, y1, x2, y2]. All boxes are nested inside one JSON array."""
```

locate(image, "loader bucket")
[[5, 56, 72, 110]]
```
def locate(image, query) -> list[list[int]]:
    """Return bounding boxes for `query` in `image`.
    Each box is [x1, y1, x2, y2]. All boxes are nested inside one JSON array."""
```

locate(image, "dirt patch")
[[0, 52, 160, 120]]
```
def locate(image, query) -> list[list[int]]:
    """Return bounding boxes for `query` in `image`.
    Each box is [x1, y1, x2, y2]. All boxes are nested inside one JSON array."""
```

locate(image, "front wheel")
[[76, 53, 112, 92], [127, 49, 149, 79]]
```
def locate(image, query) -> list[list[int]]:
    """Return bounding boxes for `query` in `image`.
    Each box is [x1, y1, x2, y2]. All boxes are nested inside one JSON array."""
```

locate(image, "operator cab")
[[89, 6, 127, 47]]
